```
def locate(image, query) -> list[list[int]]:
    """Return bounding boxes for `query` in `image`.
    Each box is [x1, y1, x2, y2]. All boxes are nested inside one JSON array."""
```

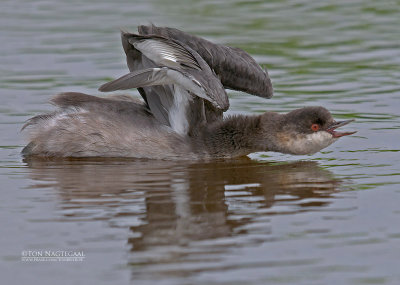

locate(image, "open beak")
[[326, 119, 357, 138]]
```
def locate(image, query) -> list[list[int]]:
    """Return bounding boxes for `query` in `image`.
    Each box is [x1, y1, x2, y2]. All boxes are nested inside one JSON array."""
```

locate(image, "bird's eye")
[[311, 124, 320, 131]]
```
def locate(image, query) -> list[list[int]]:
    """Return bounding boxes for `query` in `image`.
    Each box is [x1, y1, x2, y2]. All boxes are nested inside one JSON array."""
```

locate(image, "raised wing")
[[99, 68, 176, 91], [100, 33, 230, 135], [99, 67, 227, 110], [132, 38, 202, 70], [138, 24, 273, 99], [103, 33, 229, 111]]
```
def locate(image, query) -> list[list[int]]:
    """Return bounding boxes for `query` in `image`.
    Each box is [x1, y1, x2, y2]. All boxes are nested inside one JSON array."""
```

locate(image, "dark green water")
[[1, 0, 399, 284]]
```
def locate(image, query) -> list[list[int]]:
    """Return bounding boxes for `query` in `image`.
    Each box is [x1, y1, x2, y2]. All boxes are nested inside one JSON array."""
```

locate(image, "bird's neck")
[[198, 113, 281, 158]]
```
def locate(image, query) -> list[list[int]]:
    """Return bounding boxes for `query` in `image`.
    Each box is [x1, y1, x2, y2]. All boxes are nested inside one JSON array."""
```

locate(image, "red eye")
[[311, 124, 320, 131]]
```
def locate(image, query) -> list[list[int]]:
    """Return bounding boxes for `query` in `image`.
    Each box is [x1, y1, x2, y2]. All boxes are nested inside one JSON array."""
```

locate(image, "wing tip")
[[98, 83, 111, 92], [265, 86, 274, 99]]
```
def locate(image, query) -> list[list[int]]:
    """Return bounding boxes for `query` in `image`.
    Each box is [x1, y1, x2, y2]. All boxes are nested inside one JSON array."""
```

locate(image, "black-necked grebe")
[[22, 25, 355, 159]]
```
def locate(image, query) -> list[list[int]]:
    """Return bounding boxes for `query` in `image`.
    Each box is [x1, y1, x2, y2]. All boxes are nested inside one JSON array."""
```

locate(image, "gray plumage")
[[105, 24, 272, 136], [22, 93, 193, 159], [22, 27, 355, 159], [100, 31, 229, 135], [138, 25, 273, 99], [22, 92, 354, 159]]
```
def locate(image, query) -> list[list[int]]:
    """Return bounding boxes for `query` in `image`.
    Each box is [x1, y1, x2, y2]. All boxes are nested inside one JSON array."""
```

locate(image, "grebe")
[[22, 25, 355, 159]]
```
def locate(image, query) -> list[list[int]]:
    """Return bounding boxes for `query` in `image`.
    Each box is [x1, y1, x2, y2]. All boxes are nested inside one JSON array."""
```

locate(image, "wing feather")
[[132, 38, 202, 70], [99, 67, 226, 109], [138, 25, 273, 98]]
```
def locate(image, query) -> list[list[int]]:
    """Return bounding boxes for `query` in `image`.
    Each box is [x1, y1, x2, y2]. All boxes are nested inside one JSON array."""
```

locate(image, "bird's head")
[[263, 106, 356, 155]]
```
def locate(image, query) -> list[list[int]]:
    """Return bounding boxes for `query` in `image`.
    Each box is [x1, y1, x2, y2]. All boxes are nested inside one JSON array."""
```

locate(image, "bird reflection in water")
[[25, 158, 341, 268]]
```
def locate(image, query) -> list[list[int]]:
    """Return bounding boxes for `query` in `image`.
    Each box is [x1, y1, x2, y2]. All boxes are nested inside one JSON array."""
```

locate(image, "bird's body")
[[22, 92, 353, 159], [22, 93, 195, 159], [22, 25, 355, 159]]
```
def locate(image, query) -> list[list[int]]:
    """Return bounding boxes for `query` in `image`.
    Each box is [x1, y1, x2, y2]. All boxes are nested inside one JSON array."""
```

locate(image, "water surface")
[[1, 0, 399, 284]]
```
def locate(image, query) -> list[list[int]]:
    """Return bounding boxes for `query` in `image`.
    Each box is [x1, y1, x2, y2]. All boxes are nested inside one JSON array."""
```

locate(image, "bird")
[[21, 25, 356, 160]]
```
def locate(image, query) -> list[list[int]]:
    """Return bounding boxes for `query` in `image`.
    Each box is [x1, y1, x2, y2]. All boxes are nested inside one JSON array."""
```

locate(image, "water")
[[1, 0, 399, 284]]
